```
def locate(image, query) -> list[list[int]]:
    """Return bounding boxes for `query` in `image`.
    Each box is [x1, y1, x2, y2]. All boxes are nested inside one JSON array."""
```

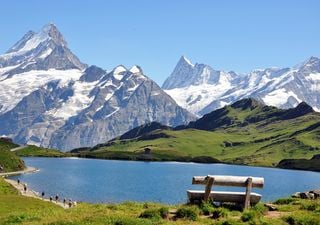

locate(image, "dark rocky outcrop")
[[120, 122, 172, 140]]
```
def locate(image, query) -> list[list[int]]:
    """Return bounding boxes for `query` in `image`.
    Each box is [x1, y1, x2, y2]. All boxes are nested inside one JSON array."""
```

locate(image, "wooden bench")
[[187, 175, 264, 209]]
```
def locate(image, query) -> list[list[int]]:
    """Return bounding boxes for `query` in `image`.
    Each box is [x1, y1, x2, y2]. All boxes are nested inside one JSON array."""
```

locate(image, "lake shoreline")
[[1, 166, 69, 209], [21, 154, 320, 173], [0, 166, 39, 177]]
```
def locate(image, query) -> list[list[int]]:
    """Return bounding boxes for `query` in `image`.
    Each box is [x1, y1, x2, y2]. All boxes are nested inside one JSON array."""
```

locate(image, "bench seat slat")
[[187, 190, 262, 204], [192, 175, 264, 188]]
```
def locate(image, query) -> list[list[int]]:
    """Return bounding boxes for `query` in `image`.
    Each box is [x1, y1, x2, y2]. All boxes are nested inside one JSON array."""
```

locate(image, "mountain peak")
[[113, 65, 127, 74], [299, 56, 320, 73], [281, 102, 314, 120], [231, 98, 264, 110], [162, 56, 196, 89], [41, 23, 67, 47], [129, 65, 143, 74], [179, 55, 194, 67], [0, 23, 85, 72]]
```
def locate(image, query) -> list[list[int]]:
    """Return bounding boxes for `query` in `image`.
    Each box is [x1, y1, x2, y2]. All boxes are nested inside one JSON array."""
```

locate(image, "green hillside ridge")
[[14, 145, 69, 157], [76, 99, 320, 169], [0, 177, 319, 225], [0, 139, 25, 172]]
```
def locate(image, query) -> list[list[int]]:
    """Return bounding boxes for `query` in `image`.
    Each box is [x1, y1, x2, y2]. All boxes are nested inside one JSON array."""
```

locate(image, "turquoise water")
[[12, 157, 320, 204]]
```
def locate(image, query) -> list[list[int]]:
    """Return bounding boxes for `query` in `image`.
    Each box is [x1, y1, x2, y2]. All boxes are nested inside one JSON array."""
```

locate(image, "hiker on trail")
[[50, 196, 53, 202], [63, 198, 66, 205], [23, 184, 27, 193], [55, 194, 59, 202], [17, 179, 20, 185], [68, 199, 72, 208], [41, 191, 45, 199]]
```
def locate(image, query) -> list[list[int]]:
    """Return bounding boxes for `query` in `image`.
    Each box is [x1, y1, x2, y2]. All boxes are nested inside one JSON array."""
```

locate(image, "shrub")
[[300, 202, 318, 211], [159, 207, 169, 219], [284, 214, 320, 225], [176, 205, 199, 221], [139, 209, 161, 220], [112, 217, 154, 225], [284, 216, 295, 225], [212, 208, 229, 219], [273, 198, 296, 205], [240, 210, 256, 222], [200, 202, 215, 215], [252, 203, 268, 214]]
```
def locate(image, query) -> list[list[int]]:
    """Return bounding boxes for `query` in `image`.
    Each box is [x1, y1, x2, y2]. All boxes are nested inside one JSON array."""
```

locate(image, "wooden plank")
[[204, 177, 214, 201], [192, 175, 264, 188], [187, 190, 262, 204], [244, 177, 253, 209]]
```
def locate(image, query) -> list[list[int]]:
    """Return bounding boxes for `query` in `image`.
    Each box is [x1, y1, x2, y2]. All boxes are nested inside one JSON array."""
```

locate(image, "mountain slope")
[[0, 24, 195, 151], [80, 99, 320, 168], [0, 138, 25, 172], [163, 56, 320, 116]]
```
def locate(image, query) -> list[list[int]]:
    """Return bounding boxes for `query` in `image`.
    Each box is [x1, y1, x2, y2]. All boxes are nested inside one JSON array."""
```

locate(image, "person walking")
[[17, 179, 20, 185], [23, 184, 27, 193], [63, 198, 66, 206], [41, 191, 45, 199], [55, 194, 59, 203], [50, 196, 53, 202]]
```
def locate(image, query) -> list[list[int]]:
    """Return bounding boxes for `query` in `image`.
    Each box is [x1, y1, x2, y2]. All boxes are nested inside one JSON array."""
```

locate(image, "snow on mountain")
[[0, 69, 82, 114], [0, 23, 85, 74], [163, 56, 320, 116], [0, 24, 195, 151]]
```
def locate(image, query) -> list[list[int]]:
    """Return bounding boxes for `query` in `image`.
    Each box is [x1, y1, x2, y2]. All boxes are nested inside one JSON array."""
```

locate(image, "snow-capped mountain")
[[0, 24, 195, 151], [163, 56, 320, 115]]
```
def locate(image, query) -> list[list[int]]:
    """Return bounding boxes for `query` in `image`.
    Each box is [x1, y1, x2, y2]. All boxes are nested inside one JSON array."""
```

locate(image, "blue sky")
[[1, 0, 319, 85]]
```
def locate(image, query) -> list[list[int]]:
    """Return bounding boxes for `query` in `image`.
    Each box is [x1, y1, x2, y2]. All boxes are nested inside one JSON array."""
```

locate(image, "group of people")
[[46, 193, 77, 208], [17, 179, 77, 208]]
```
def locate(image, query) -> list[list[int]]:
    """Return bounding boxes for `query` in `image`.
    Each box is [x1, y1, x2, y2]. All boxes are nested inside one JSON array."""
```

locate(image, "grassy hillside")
[[0, 177, 319, 224], [14, 145, 69, 157], [0, 140, 25, 172], [78, 99, 320, 168]]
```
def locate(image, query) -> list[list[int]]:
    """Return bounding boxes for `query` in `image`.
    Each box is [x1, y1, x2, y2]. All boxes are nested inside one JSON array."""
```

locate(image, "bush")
[[284, 216, 296, 225], [212, 208, 229, 219], [240, 210, 256, 222], [176, 205, 199, 221], [273, 198, 296, 205], [284, 214, 320, 225], [200, 202, 215, 215], [139, 209, 161, 220], [112, 217, 154, 225], [159, 207, 169, 219], [300, 202, 318, 211], [252, 203, 267, 214]]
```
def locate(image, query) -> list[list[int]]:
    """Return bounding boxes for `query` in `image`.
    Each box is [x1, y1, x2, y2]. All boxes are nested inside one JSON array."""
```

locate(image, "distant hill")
[[0, 139, 25, 172], [74, 98, 320, 169]]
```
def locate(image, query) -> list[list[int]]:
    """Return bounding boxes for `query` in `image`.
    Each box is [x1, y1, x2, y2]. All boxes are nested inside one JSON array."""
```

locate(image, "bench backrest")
[[192, 175, 264, 188]]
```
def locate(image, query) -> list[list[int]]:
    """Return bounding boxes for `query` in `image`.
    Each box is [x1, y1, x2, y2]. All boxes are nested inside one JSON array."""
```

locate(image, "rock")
[[299, 192, 315, 199], [292, 192, 301, 198], [264, 203, 278, 211], [310, 190, 320, 199]]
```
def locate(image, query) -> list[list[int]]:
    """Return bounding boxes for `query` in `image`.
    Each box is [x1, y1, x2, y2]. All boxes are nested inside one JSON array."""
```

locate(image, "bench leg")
[[204, 177, 214, 202], [244, 177, 253, 209]]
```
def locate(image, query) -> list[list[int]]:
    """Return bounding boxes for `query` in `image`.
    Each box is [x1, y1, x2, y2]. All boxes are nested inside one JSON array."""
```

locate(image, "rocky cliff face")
[[0, 24, 195, 151]]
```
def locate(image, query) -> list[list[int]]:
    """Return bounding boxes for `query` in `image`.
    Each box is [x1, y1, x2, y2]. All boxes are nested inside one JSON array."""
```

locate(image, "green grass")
[[78, 112, 320, 169], [1, 177, 319, 225], [14, 145, 69, 157], [0, 140, 25, 172]]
